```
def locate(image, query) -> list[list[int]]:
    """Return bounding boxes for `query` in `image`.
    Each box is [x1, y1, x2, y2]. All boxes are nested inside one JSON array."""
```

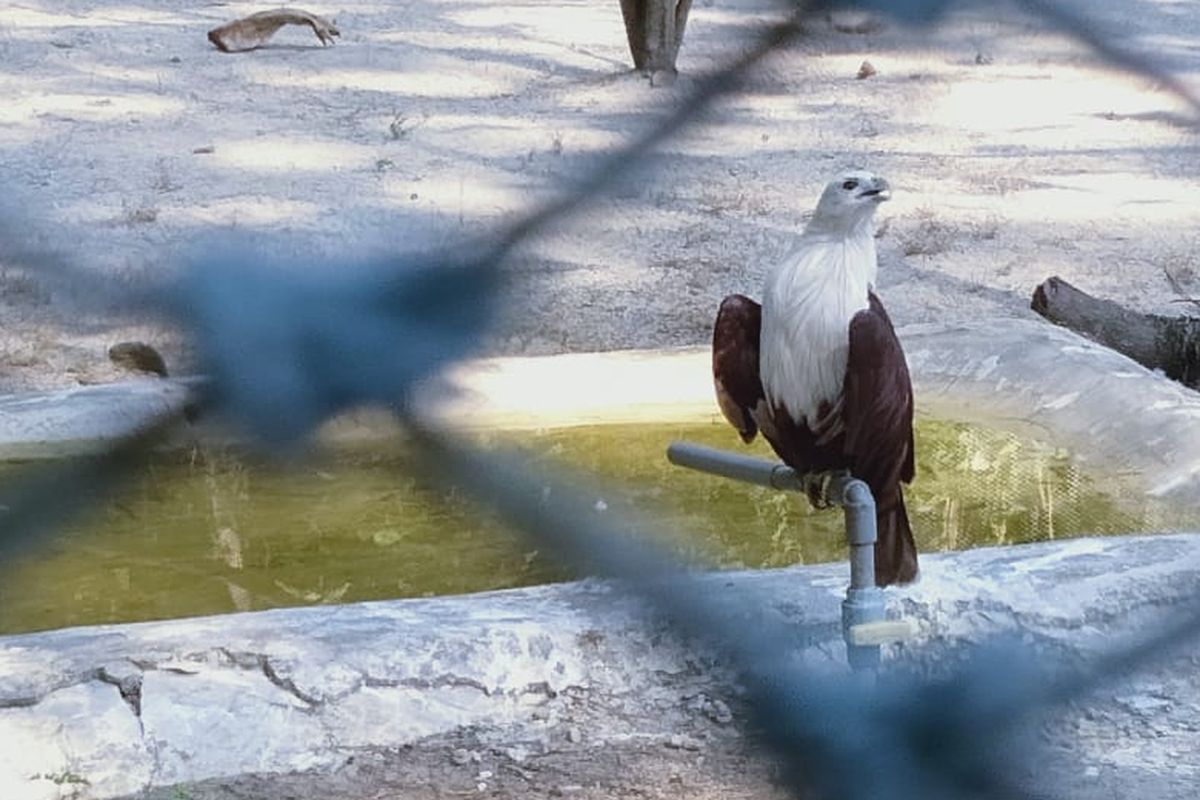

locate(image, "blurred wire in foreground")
[[408, 423, 1200, 800], [1, 0, 1200, 797]]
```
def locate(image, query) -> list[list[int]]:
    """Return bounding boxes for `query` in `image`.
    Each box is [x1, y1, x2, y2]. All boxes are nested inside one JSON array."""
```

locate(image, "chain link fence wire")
[[2, 1, 1200, 797]]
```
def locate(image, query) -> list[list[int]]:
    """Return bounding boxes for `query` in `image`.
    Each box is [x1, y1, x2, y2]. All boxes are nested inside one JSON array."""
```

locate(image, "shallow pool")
[[1, 417, 1193, 634]]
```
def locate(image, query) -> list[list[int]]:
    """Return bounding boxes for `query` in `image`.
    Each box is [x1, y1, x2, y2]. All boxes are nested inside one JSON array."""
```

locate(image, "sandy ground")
[[2, 0, 1200, 391], [5, 1, 1200, 798], [120, 652, 1200, 800]]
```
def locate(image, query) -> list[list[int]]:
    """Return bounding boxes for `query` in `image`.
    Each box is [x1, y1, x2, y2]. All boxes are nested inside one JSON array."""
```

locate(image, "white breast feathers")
[[759, 233, 874, 424]]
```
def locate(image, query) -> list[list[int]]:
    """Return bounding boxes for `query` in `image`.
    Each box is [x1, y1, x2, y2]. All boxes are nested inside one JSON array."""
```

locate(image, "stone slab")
[[1, 534, 1199, 799]]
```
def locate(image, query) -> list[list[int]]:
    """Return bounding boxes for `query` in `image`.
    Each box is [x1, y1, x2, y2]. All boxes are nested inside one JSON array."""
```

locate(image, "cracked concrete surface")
[[2, 534, 1200, 799], [0, 576, 707, 799]]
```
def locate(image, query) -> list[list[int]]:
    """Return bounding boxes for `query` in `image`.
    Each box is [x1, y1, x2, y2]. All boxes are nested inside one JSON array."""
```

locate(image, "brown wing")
[[844, 292, 918, 586], [712, 295, 765, 444], [843, 292, 915, 493]]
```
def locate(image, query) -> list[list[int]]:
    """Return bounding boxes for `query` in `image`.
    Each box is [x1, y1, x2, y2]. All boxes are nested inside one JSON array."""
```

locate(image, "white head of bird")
[[759, 169, 892, 423], [804, 169, 891, 238]]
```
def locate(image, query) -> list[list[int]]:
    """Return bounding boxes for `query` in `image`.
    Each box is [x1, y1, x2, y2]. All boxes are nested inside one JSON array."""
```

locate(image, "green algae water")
[[0, 417, 1193, 634]]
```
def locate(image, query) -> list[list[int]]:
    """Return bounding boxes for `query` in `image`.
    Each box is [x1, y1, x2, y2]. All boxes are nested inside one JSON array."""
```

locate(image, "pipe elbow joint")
[[842, 478, 875, 512], [841, 479, 877, 547]]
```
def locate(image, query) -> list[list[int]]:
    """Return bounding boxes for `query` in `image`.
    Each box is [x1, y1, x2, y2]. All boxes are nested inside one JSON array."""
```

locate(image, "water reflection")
[[0, 418, 1189, 634]]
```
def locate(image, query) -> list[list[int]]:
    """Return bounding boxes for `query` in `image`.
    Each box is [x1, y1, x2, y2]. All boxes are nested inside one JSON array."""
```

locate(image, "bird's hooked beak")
[[858, 176, 891, 202]]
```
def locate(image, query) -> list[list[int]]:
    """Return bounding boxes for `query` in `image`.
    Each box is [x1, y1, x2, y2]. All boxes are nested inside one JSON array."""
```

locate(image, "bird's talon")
[[803, 472, 833, 509], [802, 470, 852, 509]]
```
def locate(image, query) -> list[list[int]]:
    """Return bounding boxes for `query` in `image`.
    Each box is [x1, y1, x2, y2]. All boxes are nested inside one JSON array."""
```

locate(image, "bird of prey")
[[712, 170, 917, 586]]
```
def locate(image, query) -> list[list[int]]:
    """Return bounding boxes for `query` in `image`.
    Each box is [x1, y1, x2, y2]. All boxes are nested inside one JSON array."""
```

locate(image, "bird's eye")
[[842, 180, 858, 190]]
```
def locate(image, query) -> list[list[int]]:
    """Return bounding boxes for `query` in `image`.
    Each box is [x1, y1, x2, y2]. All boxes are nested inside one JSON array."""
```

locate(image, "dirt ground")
[[130, 696, 789, 800], [122, 655, 1200, 800], [3, 0, 1200, 391], [6, 1, 1200, 798]]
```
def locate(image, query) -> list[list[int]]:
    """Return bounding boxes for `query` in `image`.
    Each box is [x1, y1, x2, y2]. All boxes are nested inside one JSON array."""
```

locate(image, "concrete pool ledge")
[[1, 533, 1199, 800], [4, 317, 1200, 498], [0, 378, 196, 461]]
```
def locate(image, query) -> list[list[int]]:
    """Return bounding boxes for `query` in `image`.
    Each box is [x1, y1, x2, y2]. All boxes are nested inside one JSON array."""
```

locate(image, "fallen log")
[[1030, 275, 1200, 390], [208, 8, 340, 53]]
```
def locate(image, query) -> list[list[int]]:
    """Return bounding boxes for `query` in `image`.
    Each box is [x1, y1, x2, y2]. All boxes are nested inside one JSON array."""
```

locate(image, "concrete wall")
[[2, 534, 1199, 799]]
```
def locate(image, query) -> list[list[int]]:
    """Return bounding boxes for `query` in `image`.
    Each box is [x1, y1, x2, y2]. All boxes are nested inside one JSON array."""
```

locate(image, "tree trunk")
[[1031, 276, 1200, 390], [618, 0, 694, 77]]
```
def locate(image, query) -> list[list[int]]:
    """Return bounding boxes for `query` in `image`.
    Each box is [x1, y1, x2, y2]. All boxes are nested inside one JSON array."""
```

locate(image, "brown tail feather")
[[874, 491, 918, 587]]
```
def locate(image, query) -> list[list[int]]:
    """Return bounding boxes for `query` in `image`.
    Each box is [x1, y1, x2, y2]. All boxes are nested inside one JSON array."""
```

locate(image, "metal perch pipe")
[[666, 441, 906, 671], [666, 441, 805, 491], [666, 442, 877, 588]]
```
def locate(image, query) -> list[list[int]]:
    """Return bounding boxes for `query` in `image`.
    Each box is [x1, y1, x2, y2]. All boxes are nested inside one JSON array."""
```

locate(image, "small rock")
[[707, 699, 733, 724], [478, 770, 494, 780], [649, 69, 677, 87], [665, 734, 702, 751], [856, 60, 876, 80], [108, 341, 169, 377], [566, 726, 583, 744], [193, 145, 215, 154], [451, 748, 472, 766], [855, 117, 879, 138], [169, 56, 181, 63], [125, 207, 158, 225], [974, 52, 994, 65]]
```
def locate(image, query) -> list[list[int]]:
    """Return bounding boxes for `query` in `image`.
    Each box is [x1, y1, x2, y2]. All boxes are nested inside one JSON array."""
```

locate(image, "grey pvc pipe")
[[667, 442, 879, 583], [666, 441, 803, 491], [840, 479, 877, 590], [666, 440, 889, 672]]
